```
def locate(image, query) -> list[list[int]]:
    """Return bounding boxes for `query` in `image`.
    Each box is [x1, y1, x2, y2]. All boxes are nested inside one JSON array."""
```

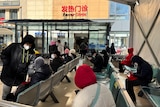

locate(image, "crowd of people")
[[0, 35, 77, 101], [0, 36, 153, 106]]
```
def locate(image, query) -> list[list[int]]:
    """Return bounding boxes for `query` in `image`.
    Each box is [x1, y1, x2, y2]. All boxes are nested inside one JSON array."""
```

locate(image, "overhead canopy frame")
[[5, 19, 112, 54]]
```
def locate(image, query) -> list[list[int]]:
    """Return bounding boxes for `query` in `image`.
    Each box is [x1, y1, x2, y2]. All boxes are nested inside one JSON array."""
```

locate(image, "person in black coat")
[[87, 49, 104, 72], [125, 55, 153, 103], [110, 43, 116, 54], [29, 56, 52, 86], [0, 34, 36, 100], [63, 48, 72, 64], [8, 56, 52, 102], [49, 41, 57, 58], [50, 50, 64, 73], [100, 50, 109, 68]]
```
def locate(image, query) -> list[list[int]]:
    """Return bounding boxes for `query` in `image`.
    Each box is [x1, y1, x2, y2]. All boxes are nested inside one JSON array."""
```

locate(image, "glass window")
[[0, 10, 5, 18], [109, 2, 130, 20], [89, 31, 106, 50], [10, 9, 18, 19]]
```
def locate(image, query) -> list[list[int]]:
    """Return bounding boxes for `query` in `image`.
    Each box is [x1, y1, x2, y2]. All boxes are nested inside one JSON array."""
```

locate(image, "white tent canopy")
[[111, 0, 160, 66], [0, 28, 13, 35]]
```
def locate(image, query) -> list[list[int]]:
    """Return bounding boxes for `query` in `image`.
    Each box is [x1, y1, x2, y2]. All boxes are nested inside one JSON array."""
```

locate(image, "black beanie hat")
[[53, 50, 61, 57], [22, 34, 35, 49]]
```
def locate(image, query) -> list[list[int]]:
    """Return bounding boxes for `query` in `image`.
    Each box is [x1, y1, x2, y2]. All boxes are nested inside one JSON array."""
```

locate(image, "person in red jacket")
[[119, 47, 134, 72]]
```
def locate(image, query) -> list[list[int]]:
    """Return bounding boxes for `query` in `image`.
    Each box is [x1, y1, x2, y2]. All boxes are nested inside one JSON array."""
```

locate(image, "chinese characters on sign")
[[62, 5, 88, 18], [0, 17, 5, 25]]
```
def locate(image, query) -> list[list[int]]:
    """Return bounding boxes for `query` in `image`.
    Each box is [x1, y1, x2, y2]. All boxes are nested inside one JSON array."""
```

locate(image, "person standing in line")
[[49, 40, 57, 58], [72, 64, 116, 107], [106, 44, 110, 55], [64, 41, 69, 50], [0, 34, 36, 100], [57, 40, 64, 55], [80, 42, 88, 58], [110, 43, 116, 54]]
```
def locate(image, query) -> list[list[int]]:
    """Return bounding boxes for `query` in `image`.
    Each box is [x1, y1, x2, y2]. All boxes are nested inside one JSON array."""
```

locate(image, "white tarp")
[[0, 28, 13, 35], [132, 0, 160, 66], [111, 0, 160, 66]]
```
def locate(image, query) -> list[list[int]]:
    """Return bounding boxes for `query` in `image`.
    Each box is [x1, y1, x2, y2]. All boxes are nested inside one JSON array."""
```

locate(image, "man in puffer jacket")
[[119, 47, 134, 72], [72, 64, 116, 107], [1, 34, 35, 100]]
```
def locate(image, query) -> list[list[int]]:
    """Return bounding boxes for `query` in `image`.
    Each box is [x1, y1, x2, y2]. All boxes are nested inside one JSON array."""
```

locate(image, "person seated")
[[63, 48, 72, 64], [72, 64, 116, 107], [125, 55, 153, 103], [6, 56, 52, 101], [28, 56, 52, 85], [119, 47, 134, 72], [69, 48, 77, 59], [100, 50, 109, 68], [50, 50, 64, 73], [87, 49, 103, 72]]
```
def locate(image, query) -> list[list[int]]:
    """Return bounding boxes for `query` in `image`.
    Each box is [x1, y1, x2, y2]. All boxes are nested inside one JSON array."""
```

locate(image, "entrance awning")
[[0, 28, 13, 35]]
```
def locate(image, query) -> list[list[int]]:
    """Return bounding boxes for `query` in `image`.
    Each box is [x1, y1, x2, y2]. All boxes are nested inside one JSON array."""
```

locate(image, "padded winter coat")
[[1, 43, 35, 86], [121, 48, 134, 66], [72, 84, 116, 107]]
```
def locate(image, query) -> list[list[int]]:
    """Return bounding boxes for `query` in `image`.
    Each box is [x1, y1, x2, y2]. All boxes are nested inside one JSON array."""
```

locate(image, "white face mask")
[[51, 54, 55, 59], [24, 44, 30, 50], [134, 63, 138, 69]]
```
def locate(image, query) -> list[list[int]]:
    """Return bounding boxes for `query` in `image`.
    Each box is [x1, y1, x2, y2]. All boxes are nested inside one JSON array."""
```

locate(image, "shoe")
[[138, 90, 144, 97], [119, 69, 124, 73], [75, 89, 80, 94], [133, 100, 137, 105]]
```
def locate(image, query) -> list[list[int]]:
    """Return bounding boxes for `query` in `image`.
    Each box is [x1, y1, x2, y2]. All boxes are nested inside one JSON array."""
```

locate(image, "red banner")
[[0, 17, 5, 24]]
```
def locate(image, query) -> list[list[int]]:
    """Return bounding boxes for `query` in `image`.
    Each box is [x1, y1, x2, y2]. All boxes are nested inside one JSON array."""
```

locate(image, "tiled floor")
[[0, 58, 153, 107]]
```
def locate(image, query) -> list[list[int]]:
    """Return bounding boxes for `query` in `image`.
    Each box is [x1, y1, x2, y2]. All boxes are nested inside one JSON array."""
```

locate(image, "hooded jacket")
[[1, 35, 35, 86], [90, 53, 104, 72], [29, 57, 51, 86], [121, 48, 134, 66], [73, 64, 116, 107], [132, 55, 153, 84], [50, 51, 64, 72]]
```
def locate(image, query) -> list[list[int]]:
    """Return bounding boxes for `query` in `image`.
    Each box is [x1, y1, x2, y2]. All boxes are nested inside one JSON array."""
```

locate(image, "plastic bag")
[[127, 72, 138, 81]]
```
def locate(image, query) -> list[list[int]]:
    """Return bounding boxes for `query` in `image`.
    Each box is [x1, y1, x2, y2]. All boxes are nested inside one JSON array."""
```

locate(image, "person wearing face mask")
[[50, 50, 64, 73], [0, 34, 36, 100], [125, 55, 153, 103], [87, 49, 104, 72]]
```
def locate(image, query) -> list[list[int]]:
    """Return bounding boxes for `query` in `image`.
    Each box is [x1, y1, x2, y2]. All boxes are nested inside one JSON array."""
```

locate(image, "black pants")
[[125, 79, 148, 102], [80, 50, 87, 58], [119, 62, 124, 72]]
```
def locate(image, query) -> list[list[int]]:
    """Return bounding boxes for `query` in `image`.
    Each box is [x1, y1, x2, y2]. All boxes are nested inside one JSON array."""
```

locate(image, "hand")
[[87, 56, 92, 60]]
